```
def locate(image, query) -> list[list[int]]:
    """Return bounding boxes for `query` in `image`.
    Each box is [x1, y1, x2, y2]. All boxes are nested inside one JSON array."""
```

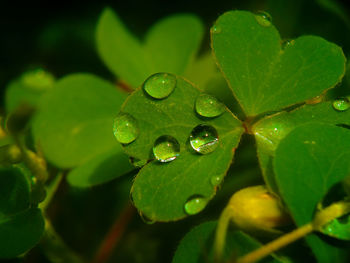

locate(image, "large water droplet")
[[153, 135, 180, 162], [332, 98, 350, 112], [211, 24, 222, 34], [210, 174, 224, 187], [195, 94, 225, 118], [113, 113, 139, 144], [184, 195, 208, 215], [143, 73, 176, 99], [189, 124, 219, 154], [255, 11, 272, 27]]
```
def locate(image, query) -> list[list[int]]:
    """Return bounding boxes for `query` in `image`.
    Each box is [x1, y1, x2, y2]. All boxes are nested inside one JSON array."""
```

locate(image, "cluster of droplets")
[[113, 72, 227, 216]]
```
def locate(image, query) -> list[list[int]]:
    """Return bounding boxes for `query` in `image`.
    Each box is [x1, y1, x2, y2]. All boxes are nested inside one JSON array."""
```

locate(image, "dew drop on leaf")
[[140, 212, 155, 225], [255, 11, 272, 27], [129, 157, 147, 168], [281, 39, 295, 49], [332, 97, 350, 112], [210, 174, 224, 187], [184, 195, 208, 215], [143, 73, 177, 99], [320, 215, 350, 240], [113, 113, 139, 144], [189, 124, 219, 154], [195, 93, 225, 118], [153, 135, 180, 162], [211, 24, 222, 34]]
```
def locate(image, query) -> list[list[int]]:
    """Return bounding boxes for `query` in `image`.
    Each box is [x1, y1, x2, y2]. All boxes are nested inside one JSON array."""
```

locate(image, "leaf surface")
[[274, 123, 350, 262], [32, 73, 128, 169], [96, 8, 204, 88], [0, 208, 45, 258], [67, 146, 133, 187], [253, 101, 350, 192], [120, 76, 243, 221], [211, 11, 345, 116]]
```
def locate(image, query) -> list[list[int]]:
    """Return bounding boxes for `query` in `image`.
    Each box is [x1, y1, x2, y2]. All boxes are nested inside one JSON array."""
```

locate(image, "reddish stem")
[[91, 203, 135, 263]]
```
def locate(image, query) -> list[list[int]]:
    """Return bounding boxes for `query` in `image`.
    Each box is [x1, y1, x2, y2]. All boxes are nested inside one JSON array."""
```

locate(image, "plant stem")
[[214, 207, 232, 261], [235, 201, 350, 263], [236, 223, 314, 263], [39, 172, 64, 212], [14, 136, 48, 182], [40, 219, 85, 263], [91, 203, 135, 263]]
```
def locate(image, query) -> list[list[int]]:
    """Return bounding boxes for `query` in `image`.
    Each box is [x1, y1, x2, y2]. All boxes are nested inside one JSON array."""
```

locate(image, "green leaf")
[[253, 101, 350, 192], [320, 214, 350, 240], [96, 8, 204, 89], [32, 73, 127, 168], [67, 146, 133, 187], [0, 167, 30, 217], [5, 69, 55, 113], [121, 76, 243, 221], [211, 11, 345, 116], [274, 123, 350, 262], [96, 8, 151, 88], [144, 14, 204, 74], [0, 208, 45, 258], [172, 221, 283, 263]]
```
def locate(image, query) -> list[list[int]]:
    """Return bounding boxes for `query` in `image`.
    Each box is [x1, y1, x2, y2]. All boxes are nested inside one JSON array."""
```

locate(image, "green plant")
[[1, 4, 350, 263]]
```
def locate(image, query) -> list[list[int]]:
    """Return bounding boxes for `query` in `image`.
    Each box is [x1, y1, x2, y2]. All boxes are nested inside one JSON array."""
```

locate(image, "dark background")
[[1, 0, 350, 101]]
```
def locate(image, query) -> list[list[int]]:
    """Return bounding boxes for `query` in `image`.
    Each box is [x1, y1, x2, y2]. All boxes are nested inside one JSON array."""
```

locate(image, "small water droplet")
[[143, 73, 176, 99], [184, 195, 207, 215], [140, 213, 155, 224], [195, 94, 225, 118], [210, 175, 224, 187], [189, 124, 219, 154], [281, 39, 295, 49], [255, 11, 272, 27], [332, 97, 350, 112], [153, 135, 180, 162], [211, 24, 222, 34], [113, 113, 139, 144], [129, 157, 147, 167]]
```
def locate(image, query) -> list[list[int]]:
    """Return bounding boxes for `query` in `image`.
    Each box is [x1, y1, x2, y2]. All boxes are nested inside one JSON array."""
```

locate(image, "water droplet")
[[210, 175, 224, 187], [129, 157, 147, 168], [140, 213, 155, 224], [153, 135, 180, 162], [332, 97, 350, 112], [143, 73, 176, 99], [184, 195, 208, 215], [195, 94, 225, 118], [255, 11, 272, 27], [113, 113, 139, 144], [21, 68, 55, 91], [281, 39, 295, 49], [189, 124, 219, 154], [211, 24, 222, 34]]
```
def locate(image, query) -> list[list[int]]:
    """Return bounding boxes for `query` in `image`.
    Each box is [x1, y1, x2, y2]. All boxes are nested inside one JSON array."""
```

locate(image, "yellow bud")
[[228, 185, 291, 235]]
